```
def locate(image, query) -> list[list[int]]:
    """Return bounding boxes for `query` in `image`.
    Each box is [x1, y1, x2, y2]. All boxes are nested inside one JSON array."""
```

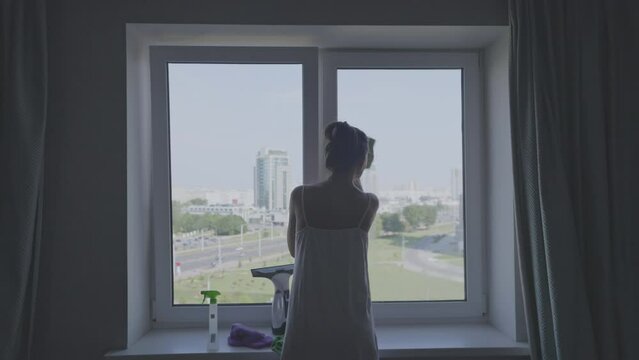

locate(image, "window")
[[151, 47, 483, 324], [338, 68, 465, 302], [322, 52, 484, 320], [167, 63, 302, 305]]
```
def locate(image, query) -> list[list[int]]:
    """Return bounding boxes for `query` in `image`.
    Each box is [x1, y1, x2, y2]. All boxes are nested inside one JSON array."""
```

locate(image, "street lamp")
[[401, 232, 406, 266], [258, 228, 262, 257]]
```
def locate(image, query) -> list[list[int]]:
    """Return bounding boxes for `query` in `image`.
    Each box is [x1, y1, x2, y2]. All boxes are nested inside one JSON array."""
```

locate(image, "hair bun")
[[325, 121, 353, 142], [324, 121, 369, 173]]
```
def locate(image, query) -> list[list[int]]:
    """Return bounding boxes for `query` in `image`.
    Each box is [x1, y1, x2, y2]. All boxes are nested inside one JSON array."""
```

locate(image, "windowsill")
[[106, 322, 529, 359]]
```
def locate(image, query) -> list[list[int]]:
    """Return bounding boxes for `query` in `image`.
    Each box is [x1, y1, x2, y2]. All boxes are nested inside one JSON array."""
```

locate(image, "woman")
[[282, 121, 379, 360]]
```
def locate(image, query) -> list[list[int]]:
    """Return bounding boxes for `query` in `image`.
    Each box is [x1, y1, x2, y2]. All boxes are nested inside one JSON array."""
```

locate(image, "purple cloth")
[[227, 323, 274, 349]]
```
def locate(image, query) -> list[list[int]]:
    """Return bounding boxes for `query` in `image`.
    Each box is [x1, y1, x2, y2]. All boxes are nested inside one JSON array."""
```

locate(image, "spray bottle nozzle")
[[201, 290, 221, 304]]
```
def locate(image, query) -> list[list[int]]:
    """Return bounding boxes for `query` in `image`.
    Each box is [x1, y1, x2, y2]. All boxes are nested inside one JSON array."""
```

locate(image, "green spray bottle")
[[201, 290, 221, 351]]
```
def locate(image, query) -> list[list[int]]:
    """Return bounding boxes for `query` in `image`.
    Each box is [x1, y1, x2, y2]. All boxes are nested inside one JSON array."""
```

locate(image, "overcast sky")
[[168, 64, 462, 191]]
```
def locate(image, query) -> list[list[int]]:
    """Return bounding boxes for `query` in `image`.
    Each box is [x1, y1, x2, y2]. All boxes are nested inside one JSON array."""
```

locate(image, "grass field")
[[435, 253, 465, 267], [174, 256, 294, 304], [174, 223, 464, 304]]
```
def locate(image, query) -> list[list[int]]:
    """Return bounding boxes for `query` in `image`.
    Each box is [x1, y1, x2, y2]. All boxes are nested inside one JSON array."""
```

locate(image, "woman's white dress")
[[282, 188, 378, 360]]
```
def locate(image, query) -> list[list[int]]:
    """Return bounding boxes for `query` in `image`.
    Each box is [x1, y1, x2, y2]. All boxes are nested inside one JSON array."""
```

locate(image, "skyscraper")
[[254, 148, 291, 210]]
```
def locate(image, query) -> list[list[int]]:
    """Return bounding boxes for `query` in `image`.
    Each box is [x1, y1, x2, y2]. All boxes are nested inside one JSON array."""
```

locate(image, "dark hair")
[[324, 121, 368, 172]]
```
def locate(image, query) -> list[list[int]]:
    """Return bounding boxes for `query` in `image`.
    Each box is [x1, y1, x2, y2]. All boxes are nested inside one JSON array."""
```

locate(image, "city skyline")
[[172, 168, 462, 206], [168, 64, 462, 191]]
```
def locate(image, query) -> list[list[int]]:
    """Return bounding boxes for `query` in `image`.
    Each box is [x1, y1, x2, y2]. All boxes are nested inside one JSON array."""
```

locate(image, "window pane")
[[168, 64, 302, 305], [338, 69, 465, 301]]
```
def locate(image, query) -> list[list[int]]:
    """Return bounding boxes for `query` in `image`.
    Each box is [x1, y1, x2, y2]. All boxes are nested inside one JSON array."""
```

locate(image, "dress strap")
[[300, 186, 309, 227], [357, 193, 372, 228]]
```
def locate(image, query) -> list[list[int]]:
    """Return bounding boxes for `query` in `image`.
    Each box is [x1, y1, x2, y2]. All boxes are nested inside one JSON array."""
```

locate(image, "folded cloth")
[[227, 323, 274, 349]]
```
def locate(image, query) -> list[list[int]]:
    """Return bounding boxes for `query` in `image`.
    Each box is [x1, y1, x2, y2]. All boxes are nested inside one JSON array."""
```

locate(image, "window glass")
[[168, 64, 302, 305], [338, 69, 465, 301]]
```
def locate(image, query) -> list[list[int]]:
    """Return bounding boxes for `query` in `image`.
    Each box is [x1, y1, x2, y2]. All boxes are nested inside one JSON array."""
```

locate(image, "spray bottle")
[[201, 290, 222, 351]]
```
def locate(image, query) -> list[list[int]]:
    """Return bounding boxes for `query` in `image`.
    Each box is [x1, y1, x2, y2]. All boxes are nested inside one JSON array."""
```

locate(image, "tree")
[[402, 205, 426, 228], [187, 198, 207, 206], [174, 213, 198, 233], [214, 215, 246, 235], [402, 204, 437, 230], [422, 205, 437, 228], [194, 213, 221, 232], [381, 213, 405, 234]]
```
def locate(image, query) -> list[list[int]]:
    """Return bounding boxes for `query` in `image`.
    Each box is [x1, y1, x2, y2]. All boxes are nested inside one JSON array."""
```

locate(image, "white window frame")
[[150, 46, 485, 326], [322, 51, 485, 321], [150, 46, 319, 324]]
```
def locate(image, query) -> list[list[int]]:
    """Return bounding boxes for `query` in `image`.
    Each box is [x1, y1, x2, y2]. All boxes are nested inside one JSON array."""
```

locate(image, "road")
[[402, 235, 465, 282], [175, 235, 290, 274], [175, 230, 464, 283]]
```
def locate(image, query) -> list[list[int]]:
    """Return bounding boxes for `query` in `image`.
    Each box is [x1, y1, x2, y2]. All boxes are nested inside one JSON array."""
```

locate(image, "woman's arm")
[[286, 186, 301, 258]]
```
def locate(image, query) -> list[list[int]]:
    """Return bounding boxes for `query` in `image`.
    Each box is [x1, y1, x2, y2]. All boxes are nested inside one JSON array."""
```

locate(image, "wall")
[[482, 32, 524, 340], [37, 1, 507, 359]]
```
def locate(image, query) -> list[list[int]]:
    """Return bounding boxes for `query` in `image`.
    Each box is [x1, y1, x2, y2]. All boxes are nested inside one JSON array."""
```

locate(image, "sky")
[[168, 64, 462, 191]]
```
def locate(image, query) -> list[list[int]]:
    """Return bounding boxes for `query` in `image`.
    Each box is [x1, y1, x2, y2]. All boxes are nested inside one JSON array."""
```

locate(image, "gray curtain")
[[0, 0, 48, 359], [510, 0, 639, 360]]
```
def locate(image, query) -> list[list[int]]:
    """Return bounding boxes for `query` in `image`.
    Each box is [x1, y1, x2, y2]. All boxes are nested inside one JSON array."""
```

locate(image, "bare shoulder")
[[290, 185, 304, 202], [291, 185, 304, 195], [289, 186, 306, 211], [304, 182, 326, 190], [297, 182, 330, 197], [367, 193, 380, 211]]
